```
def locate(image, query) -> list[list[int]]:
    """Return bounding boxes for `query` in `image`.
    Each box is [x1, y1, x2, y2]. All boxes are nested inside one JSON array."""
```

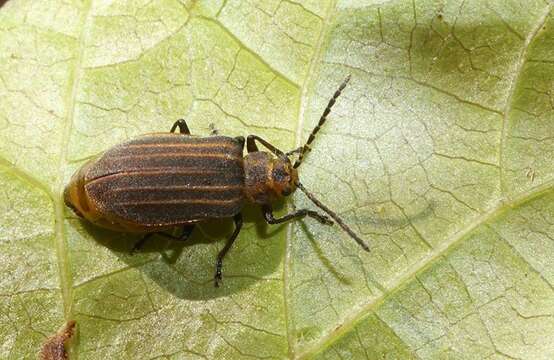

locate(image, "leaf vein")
[[499, 3, 553, 199]]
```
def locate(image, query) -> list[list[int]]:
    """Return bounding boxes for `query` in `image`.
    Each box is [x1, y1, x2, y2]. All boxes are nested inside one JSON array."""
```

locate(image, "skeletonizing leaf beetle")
[[64, 76, 369, 287]]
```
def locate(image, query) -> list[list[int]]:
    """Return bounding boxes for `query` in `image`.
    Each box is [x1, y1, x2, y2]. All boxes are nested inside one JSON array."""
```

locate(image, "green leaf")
[[1, 0, 553, 359]]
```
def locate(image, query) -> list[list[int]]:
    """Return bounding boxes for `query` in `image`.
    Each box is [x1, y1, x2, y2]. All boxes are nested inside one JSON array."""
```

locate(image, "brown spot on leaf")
[[39, 320, 76, 360]]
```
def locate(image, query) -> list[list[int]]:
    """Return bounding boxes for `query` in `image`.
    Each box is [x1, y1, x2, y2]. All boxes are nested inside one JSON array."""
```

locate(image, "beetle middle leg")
[[170, 119, 191, 134], [214, 213, 243, 287], [131, 225, 195, 254], [262, 204, 333, 225]]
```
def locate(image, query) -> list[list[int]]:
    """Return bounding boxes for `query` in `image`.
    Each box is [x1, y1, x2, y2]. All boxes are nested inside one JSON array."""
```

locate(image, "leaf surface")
[[0, 0, 553, 359]]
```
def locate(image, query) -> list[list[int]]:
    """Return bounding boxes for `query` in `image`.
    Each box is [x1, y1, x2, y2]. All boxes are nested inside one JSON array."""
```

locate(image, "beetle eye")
[[273, 167, 287, 182]]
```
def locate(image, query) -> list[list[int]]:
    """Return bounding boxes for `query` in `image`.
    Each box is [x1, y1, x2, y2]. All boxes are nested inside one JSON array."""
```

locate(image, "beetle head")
[[270, 156, 298, 198], [244, 152, 298, 204], [243, 76, 371, 252]]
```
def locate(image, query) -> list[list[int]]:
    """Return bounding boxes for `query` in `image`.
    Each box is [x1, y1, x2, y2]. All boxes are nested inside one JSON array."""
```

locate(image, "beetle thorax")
[[243, 152, 298, 205]]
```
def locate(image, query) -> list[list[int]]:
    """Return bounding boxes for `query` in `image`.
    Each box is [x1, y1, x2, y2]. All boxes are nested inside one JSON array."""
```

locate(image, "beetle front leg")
[[285, 146, 304, 156], [246, 135, 286, 156], [170, 119, 191, 134], [214, 213, 243, 287], [262, 205, 333, 225]]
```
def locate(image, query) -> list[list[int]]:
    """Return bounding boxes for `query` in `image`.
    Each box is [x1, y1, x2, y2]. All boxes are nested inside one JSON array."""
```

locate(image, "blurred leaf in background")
[[1, 0, 553, 359]]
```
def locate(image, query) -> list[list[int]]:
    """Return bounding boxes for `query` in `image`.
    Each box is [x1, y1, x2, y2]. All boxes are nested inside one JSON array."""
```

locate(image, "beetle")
[[64, 76, 369, 287]]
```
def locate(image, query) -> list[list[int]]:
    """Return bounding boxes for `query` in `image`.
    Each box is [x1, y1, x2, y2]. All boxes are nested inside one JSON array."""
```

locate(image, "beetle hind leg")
[[214, 213, 243, 287], [131, 225, 195, 254]]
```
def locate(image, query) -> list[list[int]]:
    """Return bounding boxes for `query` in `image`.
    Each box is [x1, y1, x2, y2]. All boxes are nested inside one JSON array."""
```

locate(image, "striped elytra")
[[65, 134, 246, 232]]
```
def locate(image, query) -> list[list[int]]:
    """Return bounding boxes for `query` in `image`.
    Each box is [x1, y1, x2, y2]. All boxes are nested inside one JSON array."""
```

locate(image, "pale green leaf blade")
[[0, 0, 553, 359], [315, 190, 554, 359]]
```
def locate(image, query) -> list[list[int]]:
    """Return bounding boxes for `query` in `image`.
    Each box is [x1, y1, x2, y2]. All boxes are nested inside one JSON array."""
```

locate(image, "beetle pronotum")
[[64, 76, 369, 287]]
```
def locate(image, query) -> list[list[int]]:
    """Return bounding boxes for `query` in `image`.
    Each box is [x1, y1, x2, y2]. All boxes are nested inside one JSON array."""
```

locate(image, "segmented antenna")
[[296, 182, 370, 252], [293, 75, 351, 169]]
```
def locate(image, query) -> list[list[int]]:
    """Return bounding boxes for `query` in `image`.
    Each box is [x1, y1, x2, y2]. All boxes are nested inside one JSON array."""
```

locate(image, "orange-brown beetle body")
[[65, 135, 247, 232], [64, 77, 368, 286]]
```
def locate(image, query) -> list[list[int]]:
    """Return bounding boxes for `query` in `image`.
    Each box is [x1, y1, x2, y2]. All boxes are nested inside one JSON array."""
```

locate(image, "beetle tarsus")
[[308, 211, 334, 225], [214, 260, 223, 287], [213, 213, 243, 287], [262, 205, 333, 226], [285, 147, 303, 157]]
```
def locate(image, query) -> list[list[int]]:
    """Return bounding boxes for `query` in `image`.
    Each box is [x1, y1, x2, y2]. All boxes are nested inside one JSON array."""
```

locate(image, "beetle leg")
[[214, 213, 243, 287], [131, 225, 195, 253], [262, 204, 333, 226], [209, 123, 219, 135], [285, 146, 304, 156], [246, 135, 285, 157], [170, 119, 191, 134], [173, 225, 195, 242], [246, 135, 259, 152], [131, 233, 154, 254]]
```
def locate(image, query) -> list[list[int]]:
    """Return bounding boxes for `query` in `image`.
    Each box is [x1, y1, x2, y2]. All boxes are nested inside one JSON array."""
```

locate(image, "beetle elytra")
[[64, 76, 369, 287]]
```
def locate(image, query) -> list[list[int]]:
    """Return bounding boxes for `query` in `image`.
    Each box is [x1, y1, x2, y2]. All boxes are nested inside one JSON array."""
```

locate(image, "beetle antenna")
[[296, 182, 370, 252], [293, 75, 351, 169]]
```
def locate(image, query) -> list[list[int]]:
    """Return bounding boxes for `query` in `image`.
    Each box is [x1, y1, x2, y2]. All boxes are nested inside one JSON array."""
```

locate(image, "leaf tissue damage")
[[0, 0, 553, 359], [39, 321, 76, 360]]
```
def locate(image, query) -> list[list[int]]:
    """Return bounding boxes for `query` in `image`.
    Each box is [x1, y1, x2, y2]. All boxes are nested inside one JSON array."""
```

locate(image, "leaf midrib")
[[53, 0, 92, 333], [297, 178, 554, 359], [498, 2, 553, 200], [287, 0, 340, 358]]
